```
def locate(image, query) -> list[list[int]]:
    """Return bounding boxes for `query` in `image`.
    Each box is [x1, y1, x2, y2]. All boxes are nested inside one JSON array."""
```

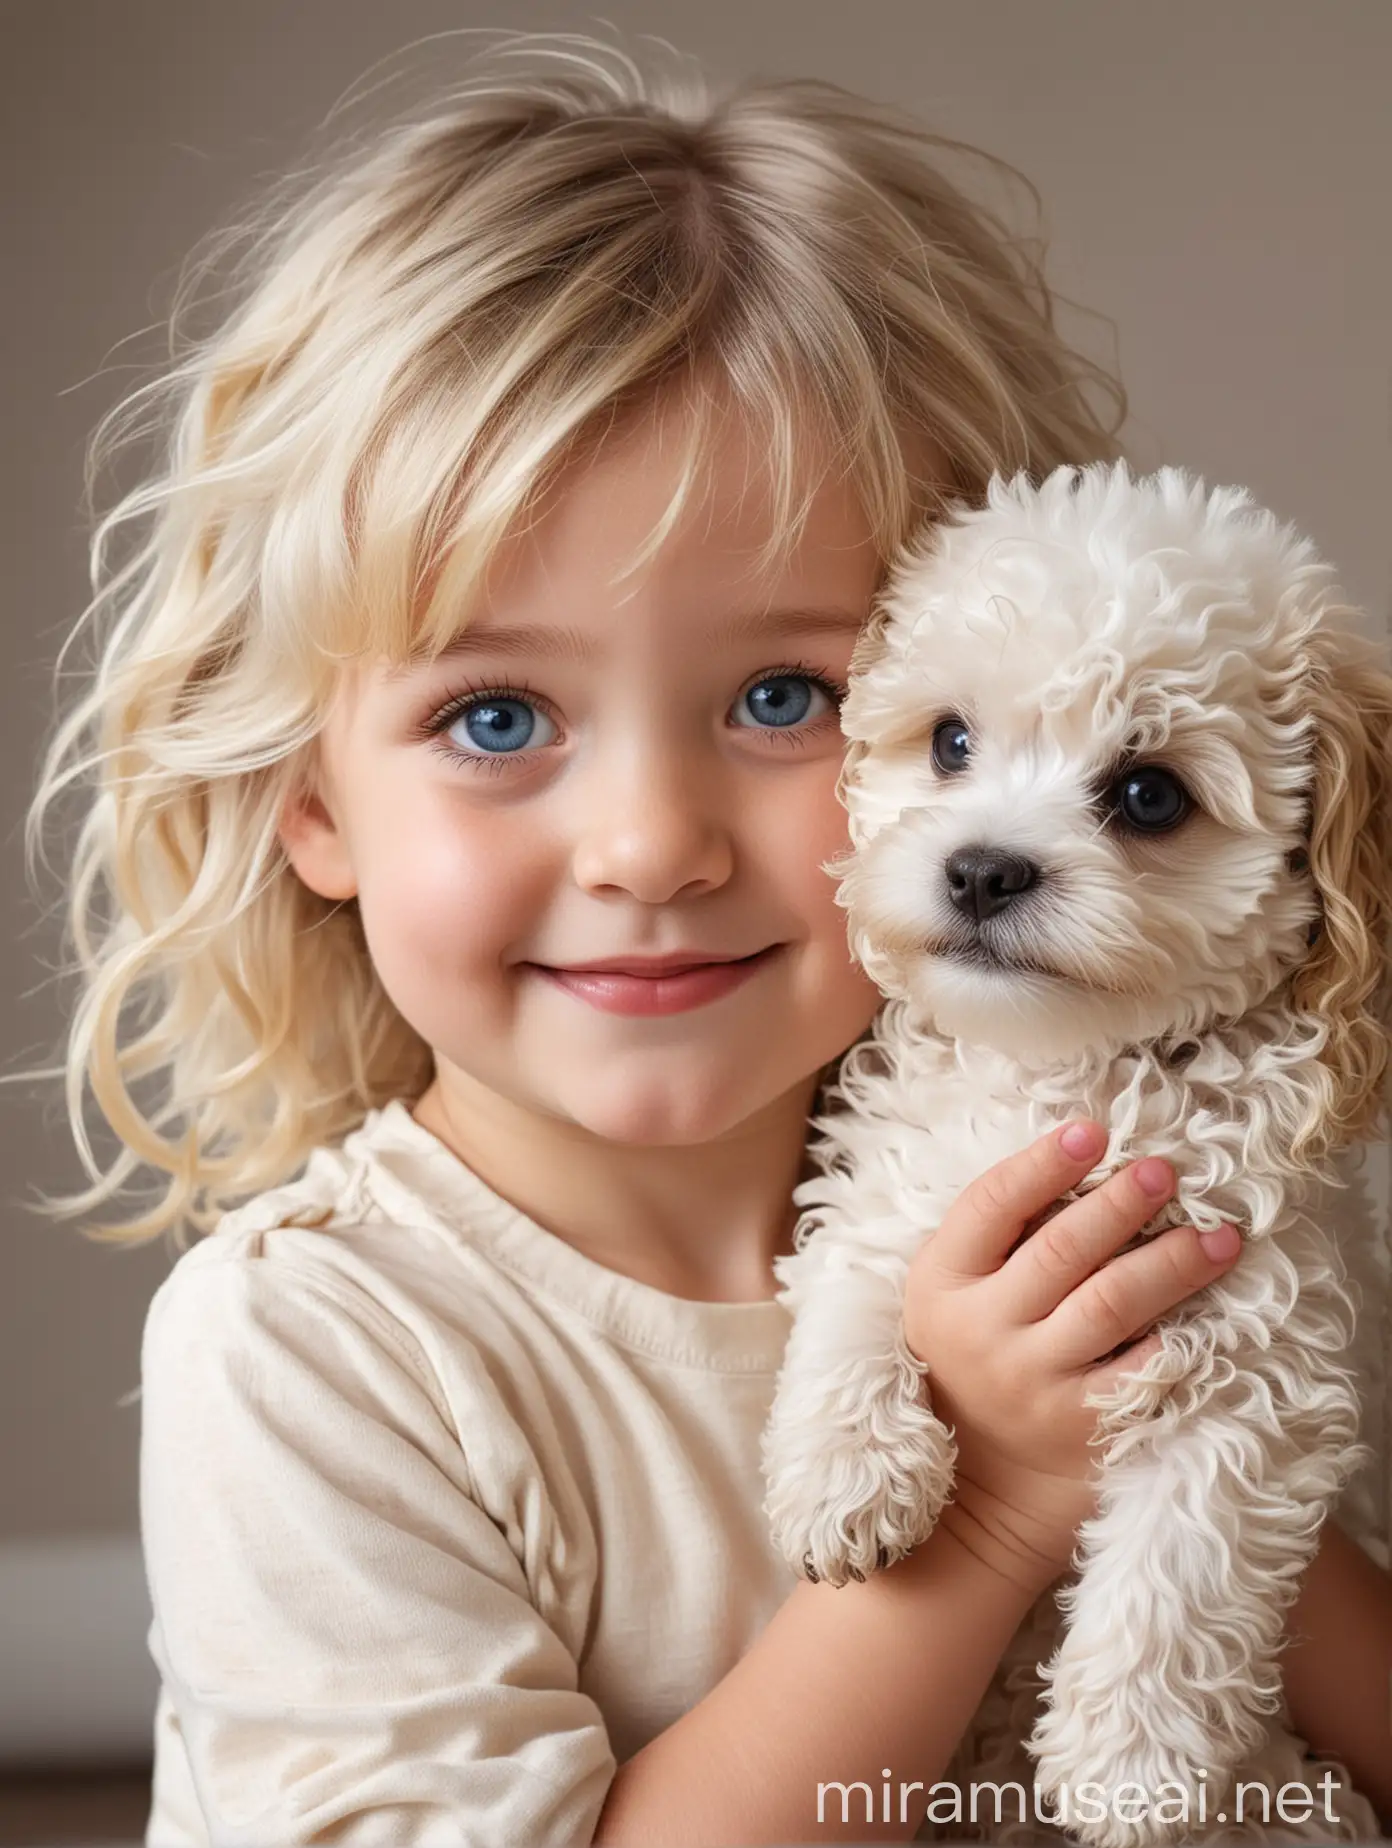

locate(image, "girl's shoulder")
[[139, 1100, 606, 1627], [147, 1097, 510, 1363], [140, 1097, 564, 1490]]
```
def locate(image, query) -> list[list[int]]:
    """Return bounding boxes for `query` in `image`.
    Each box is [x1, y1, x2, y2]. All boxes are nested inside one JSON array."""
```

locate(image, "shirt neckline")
[[347, 1098, 794, 1374]]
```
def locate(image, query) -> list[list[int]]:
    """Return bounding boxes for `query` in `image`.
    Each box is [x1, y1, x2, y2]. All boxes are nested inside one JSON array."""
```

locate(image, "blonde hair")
[[24, 31, 1127, 1247]]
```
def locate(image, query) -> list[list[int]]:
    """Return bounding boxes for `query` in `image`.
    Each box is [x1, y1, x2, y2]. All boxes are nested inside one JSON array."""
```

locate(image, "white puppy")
[[762, 462, 1392, 1847]]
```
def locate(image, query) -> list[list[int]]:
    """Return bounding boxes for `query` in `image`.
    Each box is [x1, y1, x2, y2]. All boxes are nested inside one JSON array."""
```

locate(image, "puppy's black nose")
[[945, 848, 1040, 920]]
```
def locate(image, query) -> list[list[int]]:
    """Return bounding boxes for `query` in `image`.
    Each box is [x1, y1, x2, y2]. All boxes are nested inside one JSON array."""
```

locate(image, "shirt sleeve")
[[139, 1239, 617, 1847]]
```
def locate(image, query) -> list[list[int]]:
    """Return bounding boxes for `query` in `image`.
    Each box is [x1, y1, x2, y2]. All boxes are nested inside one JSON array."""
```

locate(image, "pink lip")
[[530, 946, 780, 1016], [552, 951, 760, 976]]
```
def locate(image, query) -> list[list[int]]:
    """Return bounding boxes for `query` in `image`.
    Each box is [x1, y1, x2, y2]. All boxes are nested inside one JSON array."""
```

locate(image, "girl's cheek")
[[786, 764, 855, 884], [355, 791, 540, 965]]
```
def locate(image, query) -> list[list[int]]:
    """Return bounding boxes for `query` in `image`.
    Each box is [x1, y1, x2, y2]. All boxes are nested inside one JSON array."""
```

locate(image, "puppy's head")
[[836, 462, 1392, 1153]]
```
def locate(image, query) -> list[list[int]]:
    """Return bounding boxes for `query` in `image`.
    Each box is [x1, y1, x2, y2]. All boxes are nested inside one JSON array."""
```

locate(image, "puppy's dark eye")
[[931, 716, 972, 775], [1109, 765, 1191, 833]]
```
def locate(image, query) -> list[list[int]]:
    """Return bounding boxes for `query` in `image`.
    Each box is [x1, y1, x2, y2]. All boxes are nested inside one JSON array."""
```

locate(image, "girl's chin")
[[550, 1094, 773, 1149], [535, 1063, 814, 1148]]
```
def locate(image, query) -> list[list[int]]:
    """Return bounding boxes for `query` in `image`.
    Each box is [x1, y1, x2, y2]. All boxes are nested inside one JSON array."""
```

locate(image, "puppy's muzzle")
[[945, 847, 1040, 921]]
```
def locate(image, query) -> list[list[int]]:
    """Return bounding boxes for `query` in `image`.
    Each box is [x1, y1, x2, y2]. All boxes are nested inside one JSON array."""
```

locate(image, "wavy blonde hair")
[[24, 31, 1127, 1247]]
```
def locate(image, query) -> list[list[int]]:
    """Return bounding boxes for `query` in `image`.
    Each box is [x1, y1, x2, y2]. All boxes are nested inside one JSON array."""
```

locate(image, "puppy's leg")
[[762, 1235, 957, 1587], [1026, 1316, 1366, 1848]]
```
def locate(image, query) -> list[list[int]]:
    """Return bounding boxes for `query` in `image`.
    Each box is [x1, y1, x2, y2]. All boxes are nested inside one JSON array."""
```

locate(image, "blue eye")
[[733, 673, 836, 731], [447, 696, 557, 756]]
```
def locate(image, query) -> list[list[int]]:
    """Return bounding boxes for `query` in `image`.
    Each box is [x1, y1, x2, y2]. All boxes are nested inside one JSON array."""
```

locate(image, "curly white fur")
[[761, 463, 1391, 1847]]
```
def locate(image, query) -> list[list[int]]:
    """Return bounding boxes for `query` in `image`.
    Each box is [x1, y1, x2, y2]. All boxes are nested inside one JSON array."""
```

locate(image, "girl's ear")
[[277, 777, 358, 902], [1289, 634, 1392, 1160]]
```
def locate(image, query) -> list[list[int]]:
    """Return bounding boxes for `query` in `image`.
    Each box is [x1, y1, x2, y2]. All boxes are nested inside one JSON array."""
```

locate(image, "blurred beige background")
[[2, 0, 1388, 1772]]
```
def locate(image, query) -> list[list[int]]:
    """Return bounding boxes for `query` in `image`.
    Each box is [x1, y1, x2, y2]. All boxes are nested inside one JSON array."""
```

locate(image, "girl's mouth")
[[529, 945, 782, 1017]]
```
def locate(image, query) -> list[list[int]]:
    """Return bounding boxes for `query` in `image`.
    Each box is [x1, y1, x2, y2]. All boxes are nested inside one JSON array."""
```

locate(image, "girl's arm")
[[1282, 1518, 1392, 1832], [595, 1499, 1052, 1846]]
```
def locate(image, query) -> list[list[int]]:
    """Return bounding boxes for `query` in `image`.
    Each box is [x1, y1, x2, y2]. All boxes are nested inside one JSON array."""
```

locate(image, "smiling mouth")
[[527, 944, 783, 1018], [545, 947, 776, 977]]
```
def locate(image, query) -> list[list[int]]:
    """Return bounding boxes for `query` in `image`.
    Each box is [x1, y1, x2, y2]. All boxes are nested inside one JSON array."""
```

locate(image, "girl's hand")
[[904, 1118, 1243, 1593]]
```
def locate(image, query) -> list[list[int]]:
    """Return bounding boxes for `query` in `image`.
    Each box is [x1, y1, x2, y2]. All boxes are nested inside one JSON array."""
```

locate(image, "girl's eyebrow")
[[392, 606, 866, 675]]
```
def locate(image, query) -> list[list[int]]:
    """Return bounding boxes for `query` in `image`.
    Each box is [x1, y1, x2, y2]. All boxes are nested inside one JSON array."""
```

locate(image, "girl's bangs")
[[337, 329, 903, 674]]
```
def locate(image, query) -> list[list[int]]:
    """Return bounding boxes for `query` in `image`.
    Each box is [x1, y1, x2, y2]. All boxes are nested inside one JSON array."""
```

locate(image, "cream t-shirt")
[[141, 1098, 800, 1846]]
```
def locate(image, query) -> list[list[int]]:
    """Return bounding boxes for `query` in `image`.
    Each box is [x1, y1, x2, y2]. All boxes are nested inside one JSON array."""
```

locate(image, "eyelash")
[[416, 661, 849, 774], [416, 676, 546, 778]]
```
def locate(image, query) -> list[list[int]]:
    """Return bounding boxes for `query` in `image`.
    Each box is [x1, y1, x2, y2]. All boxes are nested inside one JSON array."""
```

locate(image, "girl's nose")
[[568, 749, 734, 904]]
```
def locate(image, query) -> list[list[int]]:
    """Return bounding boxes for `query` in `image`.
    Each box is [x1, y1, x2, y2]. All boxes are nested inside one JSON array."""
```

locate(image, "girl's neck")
[[411, 1063, 821, 1305]]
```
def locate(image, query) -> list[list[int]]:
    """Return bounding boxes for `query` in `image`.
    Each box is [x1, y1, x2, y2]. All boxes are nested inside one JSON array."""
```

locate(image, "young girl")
[[28, 34, 1390, 1847]]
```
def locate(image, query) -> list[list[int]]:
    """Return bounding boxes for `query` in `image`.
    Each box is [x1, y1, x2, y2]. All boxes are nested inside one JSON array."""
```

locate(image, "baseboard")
[[0, 1535, 157, 1767]]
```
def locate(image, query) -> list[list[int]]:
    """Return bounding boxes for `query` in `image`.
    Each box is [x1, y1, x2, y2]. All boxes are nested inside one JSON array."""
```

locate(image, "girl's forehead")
[[365, 363, 950, 674], [508, 461, 875, 590], [536, 389, 870, 544], [403, 600, 872, 675], [391, 404, 881, 654]]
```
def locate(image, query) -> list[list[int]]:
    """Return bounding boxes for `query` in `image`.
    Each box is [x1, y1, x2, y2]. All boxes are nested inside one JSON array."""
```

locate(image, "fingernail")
[[1060, 1121, 1103, 1160], [1199, 1222, 1241, 1262], [1135, 1157, 1174, 1197]]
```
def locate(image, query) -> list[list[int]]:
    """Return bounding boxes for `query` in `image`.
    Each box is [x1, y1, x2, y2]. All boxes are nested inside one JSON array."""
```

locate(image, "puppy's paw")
[[763, 1395, 956, 1589], [776, 1496, 919, 1589], [798, 1541, 895, 1586], [791, 1507, 913, 1581]]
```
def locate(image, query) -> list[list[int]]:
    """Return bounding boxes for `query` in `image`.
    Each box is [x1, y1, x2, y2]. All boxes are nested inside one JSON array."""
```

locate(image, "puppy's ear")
[[1290, 633, 1392, 1159]]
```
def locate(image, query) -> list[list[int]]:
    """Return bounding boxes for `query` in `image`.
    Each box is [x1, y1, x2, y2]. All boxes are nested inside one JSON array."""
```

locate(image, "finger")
[[1001, 1155, 1177, 1323], [1045, 1219, 1242, 1373], [1082, 1327, 1165, 1402], [932, 1120, 1109, 1280]]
